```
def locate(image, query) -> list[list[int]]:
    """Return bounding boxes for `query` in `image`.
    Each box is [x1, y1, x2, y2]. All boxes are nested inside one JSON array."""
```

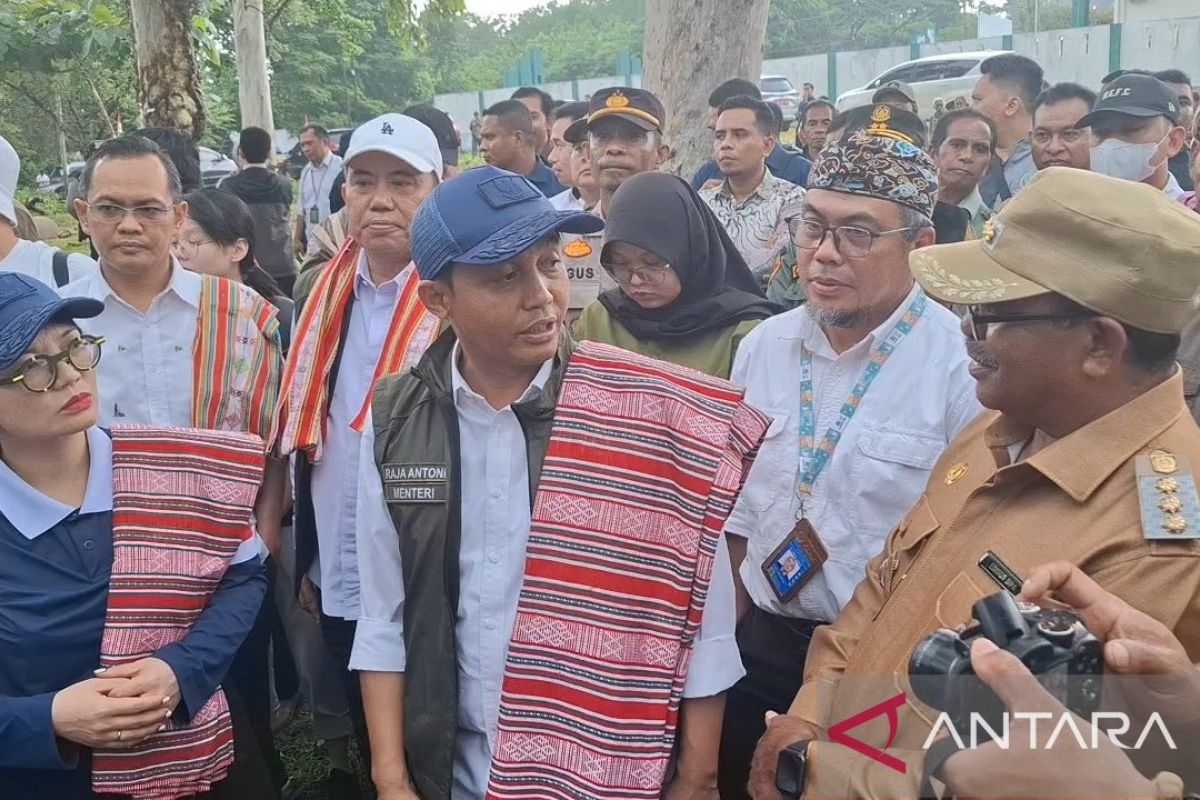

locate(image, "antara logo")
[[829, 694, 1177, 774]]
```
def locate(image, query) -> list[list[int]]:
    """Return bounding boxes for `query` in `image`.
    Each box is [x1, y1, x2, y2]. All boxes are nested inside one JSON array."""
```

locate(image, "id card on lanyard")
[[761, 290, 928, 603]]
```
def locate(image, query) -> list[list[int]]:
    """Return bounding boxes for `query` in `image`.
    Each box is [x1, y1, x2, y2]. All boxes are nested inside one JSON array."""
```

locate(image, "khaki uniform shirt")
[[789, 371, 1200, 799]]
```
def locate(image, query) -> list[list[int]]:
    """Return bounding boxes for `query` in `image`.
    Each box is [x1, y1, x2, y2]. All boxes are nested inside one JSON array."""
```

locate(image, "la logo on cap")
[[606, 91, 630, 109], [381, 121, 394, 135]]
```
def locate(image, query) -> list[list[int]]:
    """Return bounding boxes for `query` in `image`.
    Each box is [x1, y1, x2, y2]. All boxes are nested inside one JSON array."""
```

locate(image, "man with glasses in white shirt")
[[716, 106, 981, 798]]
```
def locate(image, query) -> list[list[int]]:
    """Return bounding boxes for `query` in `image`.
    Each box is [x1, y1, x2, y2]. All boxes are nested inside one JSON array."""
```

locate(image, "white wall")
[[759, 54, 829, 97], [836, 45, 911, 94], [1014, 25, 1113, 85], [1120, 15, 1200, 79], [1117, 0, 1199, 24]]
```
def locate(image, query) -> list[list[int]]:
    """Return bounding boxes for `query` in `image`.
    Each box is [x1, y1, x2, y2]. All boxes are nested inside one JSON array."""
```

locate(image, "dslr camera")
[[908, 591, 1103, 731]]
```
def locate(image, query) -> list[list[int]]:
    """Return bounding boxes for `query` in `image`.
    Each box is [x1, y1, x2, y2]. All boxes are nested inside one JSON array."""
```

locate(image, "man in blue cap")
[[347, 166, 765, 800]]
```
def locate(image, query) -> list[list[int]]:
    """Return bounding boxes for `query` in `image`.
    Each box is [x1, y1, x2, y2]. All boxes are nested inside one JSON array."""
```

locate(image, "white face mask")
[[1089, 132, 1169, 182]]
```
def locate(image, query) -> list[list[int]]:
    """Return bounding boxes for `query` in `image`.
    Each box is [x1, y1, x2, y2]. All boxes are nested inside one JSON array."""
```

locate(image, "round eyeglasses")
[[0, 336, 105, 393]]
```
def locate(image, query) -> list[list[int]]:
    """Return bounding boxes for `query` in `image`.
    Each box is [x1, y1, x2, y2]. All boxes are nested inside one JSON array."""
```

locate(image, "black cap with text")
[[1078, 73, 1181, 127]]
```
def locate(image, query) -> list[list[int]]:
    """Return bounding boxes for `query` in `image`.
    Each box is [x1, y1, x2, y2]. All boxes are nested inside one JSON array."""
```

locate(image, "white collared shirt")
[[1164, 171, 1187, 202], [0, 427, 259, 563], [300, 151, 344, 250], [306, 251, 416, 619], [549, 189, 584, 211], [351, 343, 744, 798], [726, 283, 981, 622], [60, 261, 203, 427]]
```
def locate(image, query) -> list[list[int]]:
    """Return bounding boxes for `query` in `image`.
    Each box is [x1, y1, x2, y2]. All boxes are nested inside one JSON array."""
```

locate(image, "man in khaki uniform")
[[748, 167, 1200, 799]]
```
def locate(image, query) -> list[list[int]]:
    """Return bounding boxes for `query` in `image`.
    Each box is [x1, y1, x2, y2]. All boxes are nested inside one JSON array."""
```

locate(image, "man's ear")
[[1006, 93, 1023, 119], [418, 278, 452, 321], [1080, 317, 1128, 380], [656, 141, 673, 166], [1165, 124, 1188, 158], [74, 198, 91, 236]]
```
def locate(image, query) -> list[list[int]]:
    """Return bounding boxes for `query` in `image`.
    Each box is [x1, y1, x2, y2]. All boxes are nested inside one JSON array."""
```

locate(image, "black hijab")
[[598, 172, 780, 341]]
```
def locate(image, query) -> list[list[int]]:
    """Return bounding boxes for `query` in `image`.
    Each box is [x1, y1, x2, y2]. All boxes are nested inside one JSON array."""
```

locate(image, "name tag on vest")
[[382, 463, 449, 504]]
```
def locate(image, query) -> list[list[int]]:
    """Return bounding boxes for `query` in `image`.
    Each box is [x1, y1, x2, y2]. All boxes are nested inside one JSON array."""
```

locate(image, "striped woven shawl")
[[271, 237, 439, 460], [91, 426, 265, 799], [192, 275, 282, 441], [485, 342, 769, 800]]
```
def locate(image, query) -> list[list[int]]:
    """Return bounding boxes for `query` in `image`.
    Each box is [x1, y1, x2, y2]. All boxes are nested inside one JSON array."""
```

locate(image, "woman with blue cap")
[[349, 167, 769, 800], [0, 271, 271, 798]]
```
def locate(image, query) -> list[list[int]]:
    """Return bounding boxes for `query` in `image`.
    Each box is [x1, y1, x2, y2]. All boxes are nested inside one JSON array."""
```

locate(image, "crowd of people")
[[1, 48, 1200, 800]]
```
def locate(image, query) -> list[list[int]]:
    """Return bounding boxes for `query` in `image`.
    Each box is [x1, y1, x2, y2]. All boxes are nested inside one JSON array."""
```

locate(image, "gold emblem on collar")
[[982, 216, 998, 245], [1156, 476, 1180, 494], [945, 462, 968, 485], [1160, 495, 1183, 514], [1164, 514, 1189, 534], [1149, 449, 1178, 475], [605, 91, 630, 109]]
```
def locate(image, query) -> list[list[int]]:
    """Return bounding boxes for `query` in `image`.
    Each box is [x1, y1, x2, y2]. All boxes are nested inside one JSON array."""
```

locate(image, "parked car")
[[761, 75, 802, 124], [834, 50, 1009, 114], [283, 127, 354, 179], [39, 162, 86, 197], [200, 146, 238, 188]]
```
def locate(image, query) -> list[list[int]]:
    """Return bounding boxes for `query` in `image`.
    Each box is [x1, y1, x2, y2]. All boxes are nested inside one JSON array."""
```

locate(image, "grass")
[[276, 707, 373, 799]]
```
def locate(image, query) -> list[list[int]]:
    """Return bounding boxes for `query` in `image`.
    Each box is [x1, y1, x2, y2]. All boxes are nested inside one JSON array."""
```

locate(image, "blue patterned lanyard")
[[796, 290, 927, 510]]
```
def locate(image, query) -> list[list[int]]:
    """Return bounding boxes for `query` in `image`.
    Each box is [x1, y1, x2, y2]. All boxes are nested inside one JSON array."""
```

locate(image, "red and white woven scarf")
[[486, 342, 769, 800], [92, 426, 265, 799]]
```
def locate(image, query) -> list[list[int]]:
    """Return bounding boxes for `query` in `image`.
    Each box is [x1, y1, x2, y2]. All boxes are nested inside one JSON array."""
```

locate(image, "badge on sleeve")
[[761, 519, 829, 603], [1136, 450, 1200, 540]]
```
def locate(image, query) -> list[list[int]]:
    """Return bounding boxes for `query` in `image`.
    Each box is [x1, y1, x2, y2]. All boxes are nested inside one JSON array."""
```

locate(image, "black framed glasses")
[[0, 335, 105, 393], [602, 261, 674, 286], [964, 306, 1097, 341], [787, 217, 917, 258]]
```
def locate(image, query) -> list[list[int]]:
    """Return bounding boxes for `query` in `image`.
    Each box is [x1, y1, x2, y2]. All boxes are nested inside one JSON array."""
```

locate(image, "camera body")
[[909, 591, 1103, 731]]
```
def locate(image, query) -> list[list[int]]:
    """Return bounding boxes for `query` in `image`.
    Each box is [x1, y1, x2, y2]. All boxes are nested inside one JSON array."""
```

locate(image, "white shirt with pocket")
[[725, 284, 981, 622]]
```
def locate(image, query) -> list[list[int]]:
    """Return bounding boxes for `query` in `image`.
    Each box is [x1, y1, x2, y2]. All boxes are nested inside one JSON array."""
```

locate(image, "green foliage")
[[766, 0, 976, 57]]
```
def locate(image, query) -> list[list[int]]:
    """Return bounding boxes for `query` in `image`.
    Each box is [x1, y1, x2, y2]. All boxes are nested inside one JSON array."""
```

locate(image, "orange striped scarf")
[[191, 275, 282, 441], [272, 236, 439, 460]]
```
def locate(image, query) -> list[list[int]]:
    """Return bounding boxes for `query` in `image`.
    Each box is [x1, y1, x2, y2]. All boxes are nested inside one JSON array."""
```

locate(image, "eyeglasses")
[[87, 203, 175, 224], [787, 218, 917, 259], [964, 306, 1097, 341], [0, 336, 105, 393], [602, 261, 674, 286], [172, 236, 213, 261]]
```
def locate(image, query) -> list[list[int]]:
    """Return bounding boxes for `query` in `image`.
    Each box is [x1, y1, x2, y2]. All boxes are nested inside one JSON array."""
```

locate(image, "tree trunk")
[[642, 0, 771, 178], [129, 0, 206, 138], [232, 0, 275, 135]]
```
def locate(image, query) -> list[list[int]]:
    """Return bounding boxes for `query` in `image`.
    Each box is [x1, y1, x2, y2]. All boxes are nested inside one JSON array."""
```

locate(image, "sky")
[[463, 0, 556, 18]]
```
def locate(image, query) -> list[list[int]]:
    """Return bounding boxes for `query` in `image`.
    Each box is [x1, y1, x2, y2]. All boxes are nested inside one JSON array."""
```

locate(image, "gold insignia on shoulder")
[[945, 462, 968, 485], [871, 105, 892, 124], [1137, 453, 1200, 541], [606, 91, 630, 109], [1159, 495, 1183, 514], [1150, 449, 1178, 475], [1157, 477, 1180, 493], [1164, 514, 1189, 534], [982, 217, 998, 245]]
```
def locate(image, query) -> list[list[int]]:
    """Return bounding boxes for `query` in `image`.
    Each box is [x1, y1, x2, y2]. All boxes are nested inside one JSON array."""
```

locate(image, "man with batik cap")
[[563, 86, 672, 218], [349, 166, 766, 800], [721, 104, 980, 799], [749, 167, 1200, 800]]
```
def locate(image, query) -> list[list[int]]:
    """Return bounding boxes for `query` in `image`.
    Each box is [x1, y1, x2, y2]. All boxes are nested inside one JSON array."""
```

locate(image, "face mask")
[[1089, 133, 1169, 182]]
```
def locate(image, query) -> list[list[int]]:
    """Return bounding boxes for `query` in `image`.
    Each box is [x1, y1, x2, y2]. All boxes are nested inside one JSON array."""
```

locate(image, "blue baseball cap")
[[0, 272, 103, 372], [410, 166, 604, 280]]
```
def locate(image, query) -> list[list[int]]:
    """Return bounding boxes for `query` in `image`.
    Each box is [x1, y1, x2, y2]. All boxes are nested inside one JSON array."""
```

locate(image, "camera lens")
[[909, 629, 971, 711]]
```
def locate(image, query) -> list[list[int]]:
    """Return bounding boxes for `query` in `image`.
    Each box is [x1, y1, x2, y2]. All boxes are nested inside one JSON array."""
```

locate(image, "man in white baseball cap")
[[0, 134, 97, 287], [271, 112, 444, 789]]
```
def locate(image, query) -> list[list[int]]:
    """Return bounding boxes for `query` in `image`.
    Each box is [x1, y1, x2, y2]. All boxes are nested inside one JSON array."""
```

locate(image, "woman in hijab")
[[575, 171, 780, 378]]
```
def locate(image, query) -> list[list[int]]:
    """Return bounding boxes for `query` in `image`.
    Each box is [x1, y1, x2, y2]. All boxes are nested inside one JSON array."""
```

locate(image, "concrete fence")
[[439, 15, 1200, 147]]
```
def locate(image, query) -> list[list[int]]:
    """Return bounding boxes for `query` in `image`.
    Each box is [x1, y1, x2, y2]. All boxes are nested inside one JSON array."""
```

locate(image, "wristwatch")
[[775, 740, 811, 800]]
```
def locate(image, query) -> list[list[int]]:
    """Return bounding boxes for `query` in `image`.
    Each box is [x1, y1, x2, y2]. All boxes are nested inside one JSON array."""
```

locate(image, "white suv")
[[835, 50, 1010, 114]]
